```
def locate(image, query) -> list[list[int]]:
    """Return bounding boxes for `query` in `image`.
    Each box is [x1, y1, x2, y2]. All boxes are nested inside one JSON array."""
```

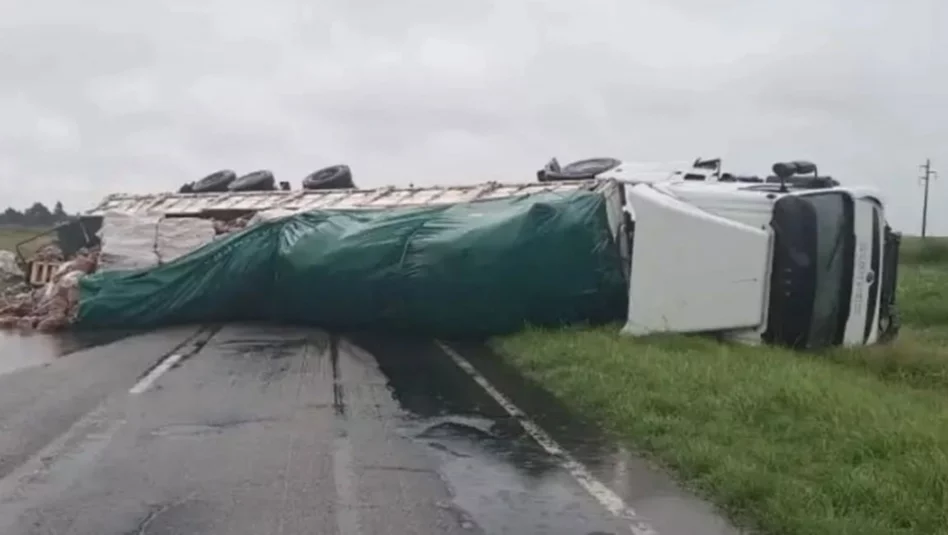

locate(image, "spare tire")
[[302, 165, 355, 190], [562, 157, 621, 177], [229, 170, 276, 191], [538, 157, 620, 182], [192, 170, 237, 193]]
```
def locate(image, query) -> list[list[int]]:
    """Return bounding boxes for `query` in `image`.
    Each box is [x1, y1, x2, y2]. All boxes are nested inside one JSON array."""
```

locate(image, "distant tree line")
[[0, 202, 71, 227]]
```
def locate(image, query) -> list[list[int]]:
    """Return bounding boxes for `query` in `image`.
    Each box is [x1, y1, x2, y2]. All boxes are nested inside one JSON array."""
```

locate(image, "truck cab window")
[[805, 193, 852, 348]]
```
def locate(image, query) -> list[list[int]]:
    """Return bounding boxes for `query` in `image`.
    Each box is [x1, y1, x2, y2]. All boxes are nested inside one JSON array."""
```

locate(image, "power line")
[[919, 158, 938, 239]]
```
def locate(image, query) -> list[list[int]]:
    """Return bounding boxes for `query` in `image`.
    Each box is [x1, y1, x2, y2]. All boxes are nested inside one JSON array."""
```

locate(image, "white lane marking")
[[129, 353, 184, 394], [435, 341, 660, 535]]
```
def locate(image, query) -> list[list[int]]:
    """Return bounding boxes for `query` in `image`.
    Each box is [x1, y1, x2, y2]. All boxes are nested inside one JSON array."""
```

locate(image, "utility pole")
[[919, 159, 937, 239]]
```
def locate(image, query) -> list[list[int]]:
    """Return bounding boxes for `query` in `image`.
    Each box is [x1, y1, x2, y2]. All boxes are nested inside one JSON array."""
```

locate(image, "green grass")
[[493, 236, 948, 535], [0, 226, 53, 256], [900, 236, 948, 265]]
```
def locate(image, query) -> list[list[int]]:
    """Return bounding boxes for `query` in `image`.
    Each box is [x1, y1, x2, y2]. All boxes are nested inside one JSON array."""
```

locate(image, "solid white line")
[[435, 341, 660, 535], [129, 353, 184, 394]]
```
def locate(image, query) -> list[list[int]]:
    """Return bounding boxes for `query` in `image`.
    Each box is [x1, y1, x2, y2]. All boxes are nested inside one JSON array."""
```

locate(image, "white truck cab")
[[538, 157, 901, 349]]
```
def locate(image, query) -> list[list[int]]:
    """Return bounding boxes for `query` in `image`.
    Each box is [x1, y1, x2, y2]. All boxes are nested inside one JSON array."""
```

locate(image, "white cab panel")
[[622, 184, 773, 336]]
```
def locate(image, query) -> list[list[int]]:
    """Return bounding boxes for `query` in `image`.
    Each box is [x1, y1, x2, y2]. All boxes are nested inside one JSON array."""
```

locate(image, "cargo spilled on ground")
[[493, 236, 948, 535], [0, 215, 256, 330], [0, 181, 629, 335]]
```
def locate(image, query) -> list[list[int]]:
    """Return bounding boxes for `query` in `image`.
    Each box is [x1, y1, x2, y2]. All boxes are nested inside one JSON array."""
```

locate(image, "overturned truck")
[[71, 181, 631, 338], [6, 159, 902, 350], [542, 157, 902, 349]]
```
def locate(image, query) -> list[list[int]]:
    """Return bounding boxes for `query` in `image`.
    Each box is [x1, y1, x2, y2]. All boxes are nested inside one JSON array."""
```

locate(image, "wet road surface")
[[0, 325, 741, 534], [0, 328, 141, 376]]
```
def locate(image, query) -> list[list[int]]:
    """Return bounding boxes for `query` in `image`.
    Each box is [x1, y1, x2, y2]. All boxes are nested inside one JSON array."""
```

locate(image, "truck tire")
[[192, 170, 237, 193], [538, 157, 620, 182], [229, 170, 276, 191], [562, 157, 621, 177], [302, 165, 355, 190]]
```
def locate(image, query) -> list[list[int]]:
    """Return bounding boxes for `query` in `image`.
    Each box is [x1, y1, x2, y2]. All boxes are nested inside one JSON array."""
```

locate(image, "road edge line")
[[434, 340, 660, 535]]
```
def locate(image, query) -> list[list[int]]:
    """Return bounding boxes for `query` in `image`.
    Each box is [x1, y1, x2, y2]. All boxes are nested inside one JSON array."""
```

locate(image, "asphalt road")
[[0, 325, 739, 535]]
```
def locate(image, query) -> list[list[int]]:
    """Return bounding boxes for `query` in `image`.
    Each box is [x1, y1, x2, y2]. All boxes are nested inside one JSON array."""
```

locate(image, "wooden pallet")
[[28, 261, 61, 287]]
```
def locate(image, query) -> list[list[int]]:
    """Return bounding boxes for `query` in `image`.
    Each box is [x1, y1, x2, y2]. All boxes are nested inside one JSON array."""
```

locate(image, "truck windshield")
[[804, 194, 852, 348], [766, 192, 854, 349]]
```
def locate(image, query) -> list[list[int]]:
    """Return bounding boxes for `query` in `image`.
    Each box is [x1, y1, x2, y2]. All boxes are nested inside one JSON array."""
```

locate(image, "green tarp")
[[77, 191, 627, 336]]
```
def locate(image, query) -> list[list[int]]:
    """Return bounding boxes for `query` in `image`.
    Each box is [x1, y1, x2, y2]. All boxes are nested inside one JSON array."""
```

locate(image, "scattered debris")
[[0, 250, 22, 285], [33, 244, 64, 262], [0, 247, 97, 332], [212, 214, 254, 235], [0, 213, 258, 332], [0, 281, 30, 299]]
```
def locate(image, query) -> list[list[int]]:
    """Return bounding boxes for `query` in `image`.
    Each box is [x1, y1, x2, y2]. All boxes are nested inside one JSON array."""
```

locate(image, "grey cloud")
[[0, 0, 944, 234], [0, 27, 154, 89]]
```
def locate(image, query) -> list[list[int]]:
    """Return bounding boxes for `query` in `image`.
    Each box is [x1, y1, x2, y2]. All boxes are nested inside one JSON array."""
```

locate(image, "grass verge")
[[0, 226, 52, 256], [492, 237, 948, 535]]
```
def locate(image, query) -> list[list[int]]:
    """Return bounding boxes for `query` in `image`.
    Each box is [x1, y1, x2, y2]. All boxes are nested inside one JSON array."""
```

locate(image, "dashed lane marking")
[[129, 353, 184, 394]]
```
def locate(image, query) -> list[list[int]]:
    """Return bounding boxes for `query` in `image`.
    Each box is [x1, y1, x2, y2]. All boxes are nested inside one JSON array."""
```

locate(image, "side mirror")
[[772, 160, 819, 192], [790, 160, 817, 175], [773, 160, 818, 178], [692, 157, 721, 171]]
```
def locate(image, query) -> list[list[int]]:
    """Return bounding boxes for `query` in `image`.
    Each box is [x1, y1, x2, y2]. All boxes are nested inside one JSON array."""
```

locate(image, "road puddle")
[[350, 334, 633, 535], [441, 340, 745, 535], [0, 330, 135, 376]]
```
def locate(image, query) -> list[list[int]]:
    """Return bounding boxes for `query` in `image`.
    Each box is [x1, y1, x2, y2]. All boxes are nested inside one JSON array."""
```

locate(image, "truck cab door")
[[622, 184, 772, 336]]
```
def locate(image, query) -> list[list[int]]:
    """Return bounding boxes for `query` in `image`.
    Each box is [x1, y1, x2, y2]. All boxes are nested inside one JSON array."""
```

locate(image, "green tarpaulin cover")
[[77, 191, 627, 336]]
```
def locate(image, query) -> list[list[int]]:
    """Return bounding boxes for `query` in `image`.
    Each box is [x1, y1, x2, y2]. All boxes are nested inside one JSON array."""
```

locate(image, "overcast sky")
[[0, 0, 944, 233]]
